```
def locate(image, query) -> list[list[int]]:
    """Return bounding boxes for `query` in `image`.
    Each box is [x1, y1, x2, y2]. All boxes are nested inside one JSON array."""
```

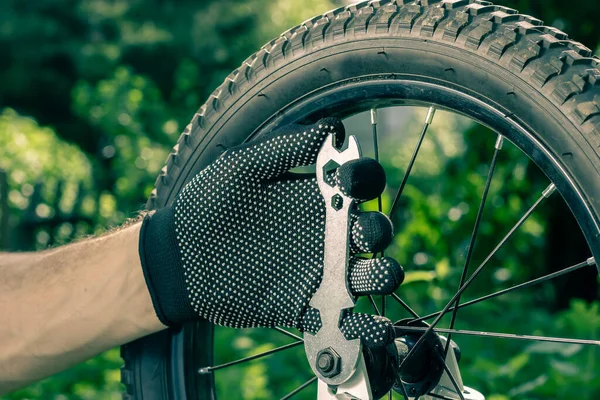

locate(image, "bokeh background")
[[1, 0, 600, 399]]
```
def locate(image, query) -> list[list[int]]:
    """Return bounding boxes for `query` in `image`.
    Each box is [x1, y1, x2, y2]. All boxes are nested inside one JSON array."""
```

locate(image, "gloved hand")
[[139, 118, 404, 348]]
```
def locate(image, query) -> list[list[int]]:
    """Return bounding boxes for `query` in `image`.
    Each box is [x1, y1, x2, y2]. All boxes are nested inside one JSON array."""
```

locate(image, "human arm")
[[0, 223, 166, 394]]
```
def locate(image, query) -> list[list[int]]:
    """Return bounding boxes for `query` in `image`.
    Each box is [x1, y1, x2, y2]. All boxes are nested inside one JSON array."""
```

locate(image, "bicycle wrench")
[[304, 133, 372, 399]]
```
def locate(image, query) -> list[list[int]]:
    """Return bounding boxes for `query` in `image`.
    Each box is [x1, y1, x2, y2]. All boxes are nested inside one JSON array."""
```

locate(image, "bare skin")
[[0, 222, 166, 394]]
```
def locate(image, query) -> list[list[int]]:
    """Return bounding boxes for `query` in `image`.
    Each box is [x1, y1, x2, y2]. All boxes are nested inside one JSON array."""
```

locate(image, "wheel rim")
[[171, 76, 600, 399]]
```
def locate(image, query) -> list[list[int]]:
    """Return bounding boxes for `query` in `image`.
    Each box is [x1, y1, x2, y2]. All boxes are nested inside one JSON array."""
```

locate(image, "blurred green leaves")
[[0, 109, 91, 190], [72, 66, 171, 210]]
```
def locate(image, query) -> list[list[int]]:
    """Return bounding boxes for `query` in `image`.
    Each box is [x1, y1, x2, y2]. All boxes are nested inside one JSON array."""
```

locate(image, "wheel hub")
[[392, 320, 445, 398]]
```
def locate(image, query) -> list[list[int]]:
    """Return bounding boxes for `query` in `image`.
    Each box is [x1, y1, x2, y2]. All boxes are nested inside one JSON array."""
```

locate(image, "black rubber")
[[121, 1, 600, 398], [139, 208, 196, 327]]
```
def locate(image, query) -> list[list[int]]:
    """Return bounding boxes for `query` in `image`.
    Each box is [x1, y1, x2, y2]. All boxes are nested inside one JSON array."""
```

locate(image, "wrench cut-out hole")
[[323, 160, 341, 187], [332, 194, 344, 211]]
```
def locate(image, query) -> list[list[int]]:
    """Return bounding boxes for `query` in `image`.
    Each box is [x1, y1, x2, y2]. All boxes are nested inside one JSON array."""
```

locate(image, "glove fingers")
[[337, 158, 386, 203], [340, 313, 395, 348], [350, 211, 393, 254], [299, 310, 395, 348], [348, 256, 404, 296], [228, 118, 346, 180], [299, 307, 323, 335]]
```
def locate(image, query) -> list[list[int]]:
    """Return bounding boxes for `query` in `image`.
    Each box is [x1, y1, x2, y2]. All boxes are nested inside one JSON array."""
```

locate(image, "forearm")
[[0, 223, 166, 394]]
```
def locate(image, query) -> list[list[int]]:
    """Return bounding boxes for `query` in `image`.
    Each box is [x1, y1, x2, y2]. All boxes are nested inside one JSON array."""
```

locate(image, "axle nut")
[[316, 348, 341, 378]]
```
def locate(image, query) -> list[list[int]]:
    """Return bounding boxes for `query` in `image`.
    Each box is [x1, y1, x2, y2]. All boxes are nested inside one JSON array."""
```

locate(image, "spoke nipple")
[[198, 367, 213, 374], [542, 183, 557, 198], [587, 257, 596, 266], [371, 109, 378, 125], [495, 135, 505, 150], [425, 107, 436, 125]]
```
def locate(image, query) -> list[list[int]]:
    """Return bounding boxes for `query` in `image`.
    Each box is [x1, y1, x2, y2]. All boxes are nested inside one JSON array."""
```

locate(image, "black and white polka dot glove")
[[139, 118, 404, 348]]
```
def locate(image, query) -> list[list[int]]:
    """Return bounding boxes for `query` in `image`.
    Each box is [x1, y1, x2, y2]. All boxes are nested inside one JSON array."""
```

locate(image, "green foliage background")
[[1, 0, 599, 399]]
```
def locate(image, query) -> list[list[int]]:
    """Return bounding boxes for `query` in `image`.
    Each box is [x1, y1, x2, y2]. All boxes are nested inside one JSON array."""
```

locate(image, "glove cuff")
[[139, 207, 196, 326]]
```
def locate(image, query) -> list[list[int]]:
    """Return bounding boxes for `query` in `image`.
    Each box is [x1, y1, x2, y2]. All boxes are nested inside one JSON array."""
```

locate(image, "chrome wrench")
[[305, 133, 372, 399]]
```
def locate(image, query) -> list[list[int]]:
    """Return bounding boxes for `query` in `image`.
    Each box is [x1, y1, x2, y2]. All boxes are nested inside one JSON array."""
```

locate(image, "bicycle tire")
[[121, 1, 600, 398]]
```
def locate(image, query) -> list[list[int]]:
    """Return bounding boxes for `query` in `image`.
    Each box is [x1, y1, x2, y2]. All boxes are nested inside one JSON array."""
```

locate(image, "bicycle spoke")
[[371, 108, 383, 213], [435, 351, 465, 400], [415, 257, 596, 323], [198, 341, 303, 373], [387, 354, 411, 400], [427, 393, 460, 400], [391, 292, 421, 319], [389, 106, 436, 219], [368, 294, 381, 315], [397, 183, 557, 372], [395, 325, 600, 346], [396, 379, 411, 400], [445, 135, 503, 355], [371, 108, 390, 320], [273, 326, 303, 341], [280, 376, 317, 400]]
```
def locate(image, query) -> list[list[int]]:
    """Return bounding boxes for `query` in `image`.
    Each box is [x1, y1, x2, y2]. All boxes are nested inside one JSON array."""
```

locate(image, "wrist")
[[138, 207, 197, 325]]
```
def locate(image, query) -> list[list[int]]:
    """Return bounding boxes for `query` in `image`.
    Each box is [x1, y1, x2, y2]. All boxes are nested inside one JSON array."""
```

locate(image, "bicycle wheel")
[[121, 1, 600, 399]]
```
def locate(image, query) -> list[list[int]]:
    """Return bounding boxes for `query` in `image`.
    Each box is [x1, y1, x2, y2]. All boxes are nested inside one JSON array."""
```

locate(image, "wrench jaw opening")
[[316, 135, 361, 195]]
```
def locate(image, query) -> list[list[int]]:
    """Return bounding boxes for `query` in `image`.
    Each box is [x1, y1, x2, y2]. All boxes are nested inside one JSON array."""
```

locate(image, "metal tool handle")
[[304, 134, 363, 386]]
